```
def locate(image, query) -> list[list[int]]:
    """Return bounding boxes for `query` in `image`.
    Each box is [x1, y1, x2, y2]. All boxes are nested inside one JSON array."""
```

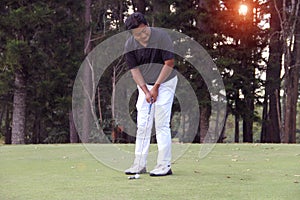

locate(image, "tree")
[[0, 0, 85, 144], [144, 0, 267, 143], [1, 2, 48, 144], [281, 0, 300, 143], [80, 0, 93, 143], [8, 41, 29, 144], [77, 0, 130, 143], [2, 0, 299, 144], [216, 0, 268, 142], [261, 0, 282, 143]]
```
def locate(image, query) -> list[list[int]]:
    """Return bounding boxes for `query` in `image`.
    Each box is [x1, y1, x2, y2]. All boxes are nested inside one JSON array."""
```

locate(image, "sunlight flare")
[[239, 4, 248, 16]]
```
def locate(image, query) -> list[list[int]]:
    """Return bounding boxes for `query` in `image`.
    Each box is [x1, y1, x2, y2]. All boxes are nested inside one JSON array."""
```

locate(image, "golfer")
[[124, 12, 177, 176]]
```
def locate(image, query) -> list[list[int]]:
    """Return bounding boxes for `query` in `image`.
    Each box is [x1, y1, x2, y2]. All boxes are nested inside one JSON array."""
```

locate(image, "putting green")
[[0, 143, 299, 200]]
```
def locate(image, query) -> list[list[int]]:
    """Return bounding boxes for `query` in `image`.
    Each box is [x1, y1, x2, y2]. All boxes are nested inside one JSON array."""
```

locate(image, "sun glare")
[[238, 4, 248, 16]]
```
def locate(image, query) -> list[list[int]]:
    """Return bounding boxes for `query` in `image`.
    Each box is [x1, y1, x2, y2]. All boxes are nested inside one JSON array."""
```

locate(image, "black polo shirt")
[[124, 27, 177, 84]]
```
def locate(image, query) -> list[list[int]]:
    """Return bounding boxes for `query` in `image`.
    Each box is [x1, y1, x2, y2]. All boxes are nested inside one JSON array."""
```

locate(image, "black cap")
[[125, 12, 148, 30]]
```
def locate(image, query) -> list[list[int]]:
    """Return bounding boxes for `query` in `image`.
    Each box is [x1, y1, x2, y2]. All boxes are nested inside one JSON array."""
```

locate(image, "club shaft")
[[136, 101, 153, 177]]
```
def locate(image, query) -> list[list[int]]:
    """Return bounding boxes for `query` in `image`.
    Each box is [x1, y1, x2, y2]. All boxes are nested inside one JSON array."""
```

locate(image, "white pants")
[[134, 76, 178, 167]]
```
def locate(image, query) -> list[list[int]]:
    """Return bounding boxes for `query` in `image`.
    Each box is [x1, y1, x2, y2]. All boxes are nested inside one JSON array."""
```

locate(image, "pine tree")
[[0, 0, 85, 143]]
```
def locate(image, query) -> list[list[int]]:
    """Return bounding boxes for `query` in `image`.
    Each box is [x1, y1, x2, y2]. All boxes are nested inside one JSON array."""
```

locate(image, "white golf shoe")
[[124, 164, 147, 175], [149, 164, 172, 176]]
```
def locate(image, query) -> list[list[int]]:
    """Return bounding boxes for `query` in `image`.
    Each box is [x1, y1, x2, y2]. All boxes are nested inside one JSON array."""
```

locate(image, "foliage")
[[43, 129, 69, 144], [0, 0, 84, 143], [0, 0, 299, 143]]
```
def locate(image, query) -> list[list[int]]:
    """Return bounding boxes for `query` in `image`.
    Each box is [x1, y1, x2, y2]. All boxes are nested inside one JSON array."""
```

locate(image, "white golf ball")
[[135, 174, 140, 179]]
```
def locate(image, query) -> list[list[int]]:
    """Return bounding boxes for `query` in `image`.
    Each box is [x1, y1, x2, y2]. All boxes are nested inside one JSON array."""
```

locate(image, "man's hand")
[[140, 85, 152, 103], [150, 84, 160, 103], [149, 59, 174, 103], [141, 84, 159, 103], [145, 91, 153, 103]]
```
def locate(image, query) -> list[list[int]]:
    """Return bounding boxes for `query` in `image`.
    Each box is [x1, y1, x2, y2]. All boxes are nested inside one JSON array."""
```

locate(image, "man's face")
[[132, 24, 150, 44]]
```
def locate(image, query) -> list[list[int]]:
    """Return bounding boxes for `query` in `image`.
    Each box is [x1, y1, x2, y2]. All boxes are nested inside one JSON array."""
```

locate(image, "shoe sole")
[[149, 169, 173, 177]]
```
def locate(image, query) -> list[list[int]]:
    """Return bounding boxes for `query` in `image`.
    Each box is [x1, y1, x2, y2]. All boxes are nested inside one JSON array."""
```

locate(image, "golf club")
[[128, 99, 153, 180]]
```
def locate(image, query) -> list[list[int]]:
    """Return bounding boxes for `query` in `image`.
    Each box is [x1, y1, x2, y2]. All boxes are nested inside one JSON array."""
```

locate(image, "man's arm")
[[150, 59, 175, 102], [130, 68, 152, 103], [154, 59, 174, 85]]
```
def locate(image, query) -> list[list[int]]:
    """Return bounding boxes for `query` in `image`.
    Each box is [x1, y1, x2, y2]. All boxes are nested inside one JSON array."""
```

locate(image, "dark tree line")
[[0, 0, 299, 144]]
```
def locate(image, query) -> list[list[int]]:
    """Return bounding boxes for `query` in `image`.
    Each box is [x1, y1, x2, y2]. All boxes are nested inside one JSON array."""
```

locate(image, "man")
[[124, 12, 177, 176]]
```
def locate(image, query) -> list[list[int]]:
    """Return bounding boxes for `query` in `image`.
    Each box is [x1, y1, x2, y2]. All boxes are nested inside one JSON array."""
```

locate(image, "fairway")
[[0, 144, 299, 200]]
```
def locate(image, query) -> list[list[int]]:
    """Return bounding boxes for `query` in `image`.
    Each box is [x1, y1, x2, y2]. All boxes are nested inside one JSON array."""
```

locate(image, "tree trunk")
[[32, 107, 41, 144], [112, 66, 116, 121], [261, 0, 282, 143], [97, 86, 103, 125], [69, 109, 78, 143], [11, 70, 27, 144], [81, 0, 92, 143], [0, 105, 4, 130], [283, 65, 299, 143], [235, 114, 240, 143], [282, 0, 300, 143], [196, 0, 212, 143], [283, 25, 300, 143], [241, 59, 254, 143], [243, 112, 253, 142], [84, 0, 92, 56], [199, 105, 210, 143], [5, 105, 12, 144], [218, 112, 228, 143], [243, 83, 254, 143], [111, 66, 116, 142]]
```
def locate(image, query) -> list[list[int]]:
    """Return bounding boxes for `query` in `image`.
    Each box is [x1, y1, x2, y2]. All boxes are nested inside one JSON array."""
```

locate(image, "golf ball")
[[135, 174, 140, 179]]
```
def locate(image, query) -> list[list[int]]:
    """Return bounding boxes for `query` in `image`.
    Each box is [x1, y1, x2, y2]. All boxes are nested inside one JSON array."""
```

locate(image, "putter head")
[[128, 174, 140, 180]]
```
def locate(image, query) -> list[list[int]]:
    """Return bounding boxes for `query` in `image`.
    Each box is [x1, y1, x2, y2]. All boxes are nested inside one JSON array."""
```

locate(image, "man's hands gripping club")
[[130, 59, 174, 103], [131, 69, 158, 103]]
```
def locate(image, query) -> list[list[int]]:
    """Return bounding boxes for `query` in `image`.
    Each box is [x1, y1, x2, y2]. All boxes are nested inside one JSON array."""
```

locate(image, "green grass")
[[1, 144, 300, 200]]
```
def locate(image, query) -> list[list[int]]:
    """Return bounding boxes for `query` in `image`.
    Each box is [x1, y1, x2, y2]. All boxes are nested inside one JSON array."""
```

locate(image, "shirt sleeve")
[[124, 38, 137, 70], [125, 50, 137, 70]]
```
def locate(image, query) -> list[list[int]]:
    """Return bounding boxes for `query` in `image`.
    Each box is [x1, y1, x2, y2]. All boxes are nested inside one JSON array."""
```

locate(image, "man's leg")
[[125, 85, 154, 174], [150, 76, 177, 176]]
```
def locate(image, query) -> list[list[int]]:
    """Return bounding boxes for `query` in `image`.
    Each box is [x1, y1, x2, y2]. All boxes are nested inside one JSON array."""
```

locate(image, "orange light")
[[238, 4, 248, 16]]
